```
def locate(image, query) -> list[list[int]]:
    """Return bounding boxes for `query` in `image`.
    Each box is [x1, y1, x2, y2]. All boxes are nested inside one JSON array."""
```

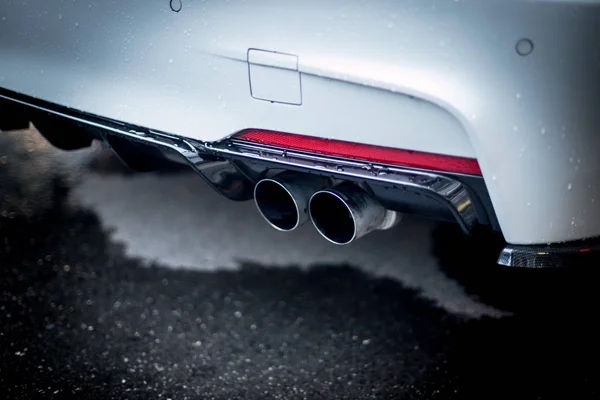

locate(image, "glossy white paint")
[[1, 0, 600, 245]]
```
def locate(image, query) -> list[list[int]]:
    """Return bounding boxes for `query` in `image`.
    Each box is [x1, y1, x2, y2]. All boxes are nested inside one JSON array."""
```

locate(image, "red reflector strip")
[[236, 129, 482, 175]]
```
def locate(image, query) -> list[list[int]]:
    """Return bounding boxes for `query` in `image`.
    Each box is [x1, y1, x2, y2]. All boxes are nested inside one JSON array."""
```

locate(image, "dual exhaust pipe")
[[254, 172, 401, 245]]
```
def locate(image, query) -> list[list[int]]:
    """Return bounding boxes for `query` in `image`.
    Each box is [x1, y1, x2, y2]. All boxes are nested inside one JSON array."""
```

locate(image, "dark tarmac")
[[1, 127, 599, 399]]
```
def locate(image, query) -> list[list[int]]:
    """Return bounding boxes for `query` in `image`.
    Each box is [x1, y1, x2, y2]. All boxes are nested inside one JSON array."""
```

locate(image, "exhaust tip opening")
[[254, 179, 300, 231], [309, 191, 356, 245]]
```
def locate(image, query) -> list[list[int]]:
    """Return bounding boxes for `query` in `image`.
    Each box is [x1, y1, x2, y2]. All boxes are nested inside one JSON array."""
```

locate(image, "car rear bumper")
[[0, 87, 494, 233], [5, 87, 600, 267], [1, 0, 600, 246]]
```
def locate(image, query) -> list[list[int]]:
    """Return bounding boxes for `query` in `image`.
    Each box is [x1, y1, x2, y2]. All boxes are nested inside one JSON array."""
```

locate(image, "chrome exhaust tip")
[[254, 172, 330, 232], [309, 182, 401, 245]]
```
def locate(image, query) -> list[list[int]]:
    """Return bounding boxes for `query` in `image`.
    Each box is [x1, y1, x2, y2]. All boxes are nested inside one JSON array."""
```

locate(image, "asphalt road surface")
[[1, 127, 600, 399]]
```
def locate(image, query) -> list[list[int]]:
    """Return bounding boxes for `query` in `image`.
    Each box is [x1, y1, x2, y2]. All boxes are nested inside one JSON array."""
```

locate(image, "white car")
[[1, 0, 599, 267]]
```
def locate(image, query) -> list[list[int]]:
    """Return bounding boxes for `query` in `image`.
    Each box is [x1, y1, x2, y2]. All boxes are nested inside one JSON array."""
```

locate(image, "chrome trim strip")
[[206, 140, 478, 233], [0, 89, 477, 232]]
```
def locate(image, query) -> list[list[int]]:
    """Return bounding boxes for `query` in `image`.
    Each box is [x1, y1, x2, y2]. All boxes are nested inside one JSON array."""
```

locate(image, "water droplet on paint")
[[516, 38, 534, 56], [170, 0, 182, 12]]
